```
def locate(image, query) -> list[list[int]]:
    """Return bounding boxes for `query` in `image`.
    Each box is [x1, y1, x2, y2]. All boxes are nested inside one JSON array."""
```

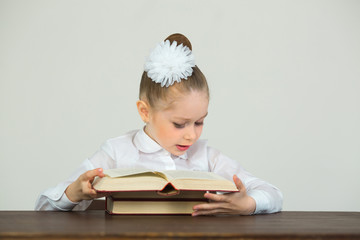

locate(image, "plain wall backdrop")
[[0, 0, 359, 211]]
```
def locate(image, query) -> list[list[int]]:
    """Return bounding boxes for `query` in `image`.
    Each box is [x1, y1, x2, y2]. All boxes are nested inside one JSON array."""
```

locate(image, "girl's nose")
[[184, 125, 196, 141]]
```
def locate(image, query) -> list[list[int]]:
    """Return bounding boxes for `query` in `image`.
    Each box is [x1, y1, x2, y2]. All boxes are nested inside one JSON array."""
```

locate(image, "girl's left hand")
[[192, 175, 256, 216]]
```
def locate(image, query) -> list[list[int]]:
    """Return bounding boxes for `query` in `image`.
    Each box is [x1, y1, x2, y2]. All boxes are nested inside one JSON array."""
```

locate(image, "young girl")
[[35, 33, 283, 216]]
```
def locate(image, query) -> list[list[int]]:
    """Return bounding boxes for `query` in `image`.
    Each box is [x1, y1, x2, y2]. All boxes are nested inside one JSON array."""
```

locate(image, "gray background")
[[1, 0, 359, 211]]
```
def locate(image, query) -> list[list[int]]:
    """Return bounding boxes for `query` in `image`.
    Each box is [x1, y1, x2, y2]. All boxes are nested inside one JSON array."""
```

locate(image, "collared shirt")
[[35, 129, 283, 214]]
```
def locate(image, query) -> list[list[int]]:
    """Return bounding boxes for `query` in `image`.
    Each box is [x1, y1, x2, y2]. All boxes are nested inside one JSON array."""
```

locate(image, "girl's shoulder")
[[100, 130, 139, 159], [104, 130, 138, 145]]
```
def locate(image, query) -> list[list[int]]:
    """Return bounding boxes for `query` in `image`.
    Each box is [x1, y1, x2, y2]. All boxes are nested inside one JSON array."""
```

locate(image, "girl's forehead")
[[163, 91, 209, 117], [176, 90, 208, 102]]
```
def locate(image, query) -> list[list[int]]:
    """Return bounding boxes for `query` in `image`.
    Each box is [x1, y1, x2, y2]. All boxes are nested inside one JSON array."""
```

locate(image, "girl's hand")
[[65, 168, 106, 203], [192, 175, 256, 216]]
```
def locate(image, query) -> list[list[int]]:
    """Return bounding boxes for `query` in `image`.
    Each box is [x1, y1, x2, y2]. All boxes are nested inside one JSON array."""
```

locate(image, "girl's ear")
[[136, 100, 151, 123]]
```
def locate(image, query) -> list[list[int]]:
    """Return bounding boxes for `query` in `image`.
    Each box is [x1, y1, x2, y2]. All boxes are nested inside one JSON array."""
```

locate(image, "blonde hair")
[[139, 33, 209, 110]]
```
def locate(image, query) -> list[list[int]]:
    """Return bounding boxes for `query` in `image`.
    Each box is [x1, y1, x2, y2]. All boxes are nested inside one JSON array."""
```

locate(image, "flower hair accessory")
[[144, 40, 195, 87]]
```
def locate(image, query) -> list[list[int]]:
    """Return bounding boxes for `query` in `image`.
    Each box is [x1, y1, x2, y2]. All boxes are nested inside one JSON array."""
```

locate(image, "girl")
[[35, 33, 283, 216]]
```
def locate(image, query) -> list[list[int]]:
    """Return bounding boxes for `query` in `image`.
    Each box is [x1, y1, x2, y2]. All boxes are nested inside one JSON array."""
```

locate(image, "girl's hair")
[[139, 33, 209, 110]]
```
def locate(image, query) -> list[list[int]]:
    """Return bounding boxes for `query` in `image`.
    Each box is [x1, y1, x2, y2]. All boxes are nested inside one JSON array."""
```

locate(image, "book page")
[[161, 170, 227, 181], [104, 168, 154, 178], [93, 175, 168, 191]]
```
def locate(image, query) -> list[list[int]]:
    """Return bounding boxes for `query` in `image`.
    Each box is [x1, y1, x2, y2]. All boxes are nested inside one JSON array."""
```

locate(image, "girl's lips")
[[176, 145, 191, 151]]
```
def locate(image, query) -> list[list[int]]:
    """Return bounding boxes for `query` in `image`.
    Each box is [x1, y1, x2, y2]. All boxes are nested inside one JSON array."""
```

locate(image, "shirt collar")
[[133, 128, 188, 160], [133, 128, 162, 153], [172, 152, 188, 160]]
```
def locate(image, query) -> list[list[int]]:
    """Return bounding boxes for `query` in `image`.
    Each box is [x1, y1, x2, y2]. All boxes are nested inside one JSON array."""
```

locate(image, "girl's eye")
[[195, 121, 204, 126], [173, 122, 185, 129]]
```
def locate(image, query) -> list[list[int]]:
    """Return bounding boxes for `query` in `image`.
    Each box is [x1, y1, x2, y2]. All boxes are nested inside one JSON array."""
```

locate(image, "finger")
[[97, 168, 105, 177], [81, 185, 98, 199], [193, 202, 228, 211], [204, 192, 227, 202], [233, 175, 245, 191], [88, 188, 98, 197], [82, 180, 97, 193], [83, 168, 104, 181], [96, 192, 111, 198], [192, 208, 230, 216]]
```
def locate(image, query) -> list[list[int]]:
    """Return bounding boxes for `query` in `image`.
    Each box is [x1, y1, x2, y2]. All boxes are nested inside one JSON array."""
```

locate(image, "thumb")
[[83, 168, 105, 182], [233, 175, 245, 191]]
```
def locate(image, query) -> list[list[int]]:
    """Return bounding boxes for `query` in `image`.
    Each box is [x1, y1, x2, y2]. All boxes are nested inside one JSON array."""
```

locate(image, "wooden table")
[[0, 211, 359, 239]]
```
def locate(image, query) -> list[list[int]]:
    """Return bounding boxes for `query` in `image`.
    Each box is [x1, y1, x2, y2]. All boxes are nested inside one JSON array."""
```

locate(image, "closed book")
[[106, 191, 208, 215]]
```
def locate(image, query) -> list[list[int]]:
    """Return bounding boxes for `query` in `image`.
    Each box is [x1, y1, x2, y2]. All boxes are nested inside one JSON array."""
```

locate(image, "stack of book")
[[92, 168, 238, 215]]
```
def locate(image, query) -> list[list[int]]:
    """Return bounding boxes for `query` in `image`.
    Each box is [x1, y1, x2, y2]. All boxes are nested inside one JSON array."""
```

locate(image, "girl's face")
[[144, 90, 209, 156]]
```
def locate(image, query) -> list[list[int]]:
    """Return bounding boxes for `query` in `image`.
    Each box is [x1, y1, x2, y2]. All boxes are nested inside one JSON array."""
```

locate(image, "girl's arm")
[[193, 147, 283, 215], [65, 168, 106, 203], [192, 175, 257, 216], [35, 149, 115, 211], [34, 159, 95, 211]]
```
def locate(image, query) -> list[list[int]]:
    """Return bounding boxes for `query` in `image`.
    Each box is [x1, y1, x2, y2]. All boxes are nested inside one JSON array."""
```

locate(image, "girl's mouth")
[[176, 145, 191, 151]]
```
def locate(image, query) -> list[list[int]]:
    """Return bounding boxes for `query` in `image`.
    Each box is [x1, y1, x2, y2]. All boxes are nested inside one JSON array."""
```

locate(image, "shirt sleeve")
[[207, 147, 283, 214], [34, 144, 116, 211], [34, 159, 94, 211]]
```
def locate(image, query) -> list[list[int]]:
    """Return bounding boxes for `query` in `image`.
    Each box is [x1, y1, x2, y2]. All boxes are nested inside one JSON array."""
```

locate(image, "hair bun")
[[144, 33, 195, 87], [165, 33, 192, 51]]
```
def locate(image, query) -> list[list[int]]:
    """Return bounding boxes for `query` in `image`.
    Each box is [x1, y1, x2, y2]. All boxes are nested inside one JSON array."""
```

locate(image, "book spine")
[[105, 197, 110, 214]]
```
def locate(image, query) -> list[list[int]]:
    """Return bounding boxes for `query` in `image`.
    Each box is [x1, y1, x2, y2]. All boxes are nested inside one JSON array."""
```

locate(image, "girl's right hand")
[[65, 168, 106, 203]]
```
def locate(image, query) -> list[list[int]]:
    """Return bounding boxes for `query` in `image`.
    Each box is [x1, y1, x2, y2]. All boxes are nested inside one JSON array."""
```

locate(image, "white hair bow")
[[144, 40, 195, 87]]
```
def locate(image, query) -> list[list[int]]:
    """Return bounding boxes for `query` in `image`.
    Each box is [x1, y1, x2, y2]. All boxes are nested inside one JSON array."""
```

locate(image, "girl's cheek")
[[158, 123, 173, 138], [196, 127, 203, 139]]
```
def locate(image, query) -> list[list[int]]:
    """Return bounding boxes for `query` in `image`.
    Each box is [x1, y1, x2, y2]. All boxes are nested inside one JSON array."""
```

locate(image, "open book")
[[92, 168, 238, 215], [93, 168, 238, 194]]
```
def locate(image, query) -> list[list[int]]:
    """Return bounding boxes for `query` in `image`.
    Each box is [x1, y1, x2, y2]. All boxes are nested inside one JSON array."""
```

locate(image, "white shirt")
[[35, 129, 283, 214]]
